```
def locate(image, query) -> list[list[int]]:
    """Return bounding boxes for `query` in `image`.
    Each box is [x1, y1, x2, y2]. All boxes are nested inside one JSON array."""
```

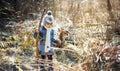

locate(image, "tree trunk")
[[106, 0, 114, 42]]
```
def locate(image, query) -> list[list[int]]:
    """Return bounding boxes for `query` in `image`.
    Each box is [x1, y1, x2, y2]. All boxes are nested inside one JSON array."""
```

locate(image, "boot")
[[48, 67, 54, 71]]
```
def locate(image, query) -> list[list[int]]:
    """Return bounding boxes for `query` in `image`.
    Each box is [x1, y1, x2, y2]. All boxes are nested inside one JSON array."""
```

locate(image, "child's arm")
[[51, 29, 60, 44], [33, 26, 43, 39]]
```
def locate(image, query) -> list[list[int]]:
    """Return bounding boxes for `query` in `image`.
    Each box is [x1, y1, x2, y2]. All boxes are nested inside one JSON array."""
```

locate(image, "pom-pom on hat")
[[47, 10, 52, 15]]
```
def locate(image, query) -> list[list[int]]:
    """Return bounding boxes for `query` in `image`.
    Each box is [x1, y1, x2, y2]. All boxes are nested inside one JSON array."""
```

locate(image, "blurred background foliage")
[[0, 0, 120, 70]]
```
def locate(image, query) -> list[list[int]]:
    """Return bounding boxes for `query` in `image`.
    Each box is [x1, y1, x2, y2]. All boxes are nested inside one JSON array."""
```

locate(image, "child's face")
[[45, 23, 52, 28]]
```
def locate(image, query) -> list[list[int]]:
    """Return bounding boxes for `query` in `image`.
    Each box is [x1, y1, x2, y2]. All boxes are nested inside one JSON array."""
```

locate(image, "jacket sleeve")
[[51, 29, 59, 44], [33, 31, 37, 39], [33, 26, 43, 39]]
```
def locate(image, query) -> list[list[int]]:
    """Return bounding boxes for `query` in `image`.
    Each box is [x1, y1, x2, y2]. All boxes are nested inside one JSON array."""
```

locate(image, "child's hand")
[[58, 40, 65, 48], [57, 41, 62, 47]]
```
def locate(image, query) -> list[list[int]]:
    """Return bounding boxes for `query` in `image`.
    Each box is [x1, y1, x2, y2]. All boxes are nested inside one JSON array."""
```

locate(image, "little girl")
[[34, 10, 61, 71]]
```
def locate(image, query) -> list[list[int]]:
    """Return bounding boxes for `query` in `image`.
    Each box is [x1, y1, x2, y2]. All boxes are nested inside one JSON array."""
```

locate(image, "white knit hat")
[[43, 10, 54, 25]]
